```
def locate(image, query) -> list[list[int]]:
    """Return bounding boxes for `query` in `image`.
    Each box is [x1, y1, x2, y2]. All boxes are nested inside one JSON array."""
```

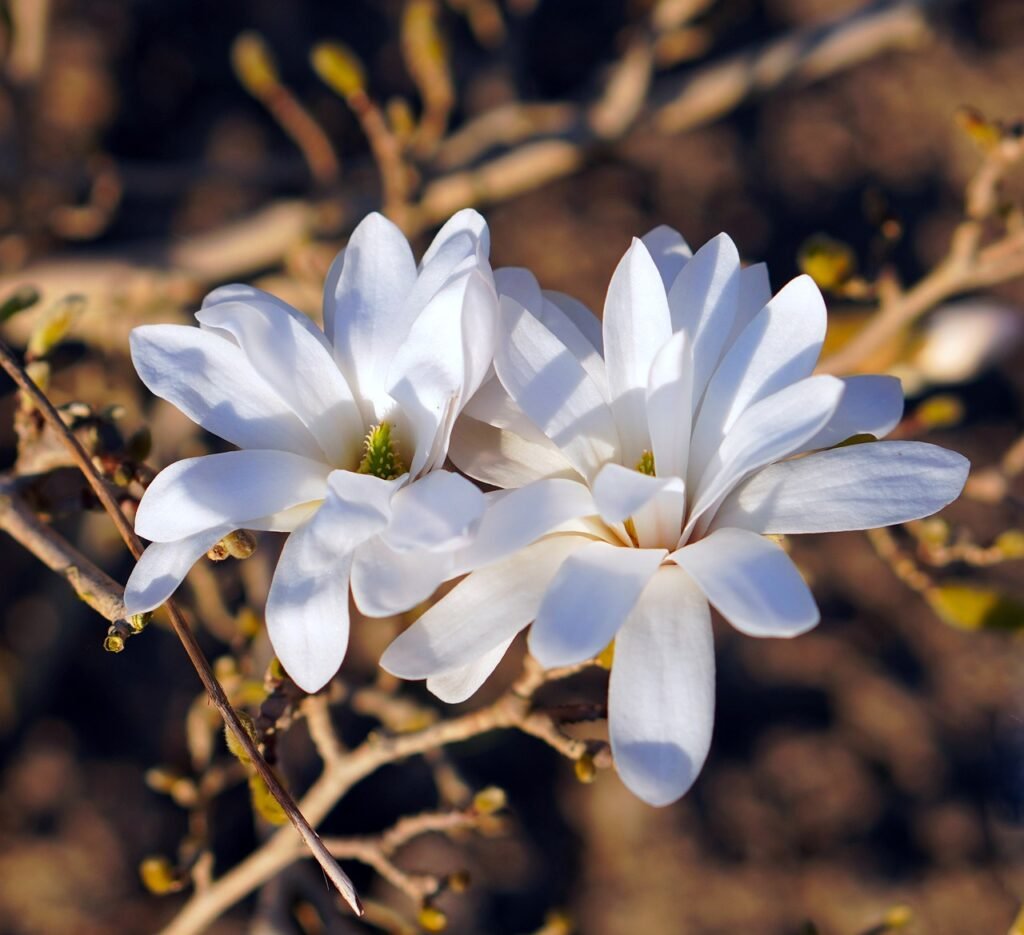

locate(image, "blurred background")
[[1, 0, 1024, 932]]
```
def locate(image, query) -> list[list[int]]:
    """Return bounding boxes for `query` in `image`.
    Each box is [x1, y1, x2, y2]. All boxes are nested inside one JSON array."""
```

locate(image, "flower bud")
[[139, 856, 183, 895], [232, 32, 278, 97], [797, 234, 856, 291], [574, 752, 597, 784], [417, 905, 448, 932], [248, 772, 288, 825], [311, 42, 366, 100], [472, 785, 507, 815], [27, 294, 86, 360]]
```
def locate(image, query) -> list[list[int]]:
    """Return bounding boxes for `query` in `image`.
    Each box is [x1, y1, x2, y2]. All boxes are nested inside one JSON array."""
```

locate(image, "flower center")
[[357, 421, 407, 480], [635, 450, 655, 476]]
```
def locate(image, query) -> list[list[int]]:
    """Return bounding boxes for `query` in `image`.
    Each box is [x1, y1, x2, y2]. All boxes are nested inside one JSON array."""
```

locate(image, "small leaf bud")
[[417, 905, 448, 932], [139, 856, 182, 895], [472, 785, 507, 815]]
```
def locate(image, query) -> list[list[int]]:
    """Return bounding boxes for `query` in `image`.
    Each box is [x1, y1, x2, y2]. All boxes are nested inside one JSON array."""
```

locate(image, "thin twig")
[[0, 339, 362, 917]]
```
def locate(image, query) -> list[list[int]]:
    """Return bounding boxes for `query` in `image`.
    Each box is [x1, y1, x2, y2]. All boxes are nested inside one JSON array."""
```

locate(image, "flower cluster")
[[126, 212, 968, 806]]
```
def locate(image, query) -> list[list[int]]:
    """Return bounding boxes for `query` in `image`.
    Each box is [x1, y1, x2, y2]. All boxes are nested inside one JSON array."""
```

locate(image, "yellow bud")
[[915, 517, 949, 549], [882, 904, 913, 930], [236, 607, 261, 639], [913, 394, 964, 429], [574, 752, 597, 784], [129, 611, 152, 634], [402, 1, 448, 71], [24, 360, 49, 391], [139, 856, 182, 895], [995, 530, 1024, 559], [27, 294, 86, 360], [387, 96, 417, 141], [541, 911, 573, 935], [927, 584, 1024, 632], [472, 785, 507, 815], [248, 772, 288, 825], [445, 870, 471, 893], [417, 905, 448, 932], [232, 32, 279, 97], [956, 107, 1003, 151], [222, 529, 257, 559], [103, 630, 125, 653], [311, 42, 366, 99], [224, 710, 259, 766], [797, 234, 856, 291]]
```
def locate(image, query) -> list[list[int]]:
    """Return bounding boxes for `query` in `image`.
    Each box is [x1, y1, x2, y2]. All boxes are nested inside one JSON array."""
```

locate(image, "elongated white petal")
[[591, 462, 684, 525], [671, 528, 819, 638], [130, 325, 322, 460], [641, 225, 692, 291], [135, 450, 331, 542], [323, 213, 418, 404], [686, 375, 844, 537], [712, 441, 969, 534], [543, 290, 603, 355], [802, 375, 904, 450], [666, 233, 741, 401], [726, 262, 772, 346], [496, 295, 620, 482], [324, 470, 398, 545], [451, 478, 597, 572], [603, 238, 673, 463], [266, 516, 354, 693], [528, 541, 665, 668], [203, 284, 331, 350], [380, 535, 586, 679], [196, 298, 363, 467], [689, 274, 826, 481], [448, 416, 577, 487], [123, 524, 233, 616], [420, 208, 490, 268], [404, 211, 490, 322], [384, 471, 484, 552], [609, 565, 714, 806], [350, 536, 455, 617], [426, 637, 514, 703], [646, 329, 695, 482]]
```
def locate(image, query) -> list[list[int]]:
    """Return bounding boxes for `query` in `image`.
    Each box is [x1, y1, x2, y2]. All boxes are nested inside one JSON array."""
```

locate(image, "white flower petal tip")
[[610, 566, 715, 806], [591, 462, 684, 525]]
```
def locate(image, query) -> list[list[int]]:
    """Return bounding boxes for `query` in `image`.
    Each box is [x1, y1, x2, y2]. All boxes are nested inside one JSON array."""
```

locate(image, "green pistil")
[[357, 421, 406, 479], [635, 450, 656, 476]]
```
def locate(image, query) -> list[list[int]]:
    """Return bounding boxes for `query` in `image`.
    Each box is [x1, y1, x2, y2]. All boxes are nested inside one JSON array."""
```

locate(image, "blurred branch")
[[0, 338, 363, 918], [0, 476, 128, 622], [161, 659, 609, 935]]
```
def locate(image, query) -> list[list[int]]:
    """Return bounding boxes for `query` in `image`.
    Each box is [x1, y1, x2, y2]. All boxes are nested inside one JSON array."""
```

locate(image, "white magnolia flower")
[[124, 210, 498, 693], [381, 227, 969, 806]]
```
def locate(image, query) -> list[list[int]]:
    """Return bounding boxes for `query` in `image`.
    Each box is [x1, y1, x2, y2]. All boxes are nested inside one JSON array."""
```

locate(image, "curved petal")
[[350, 536, 455, 617], [543, 290, 603, 355], [591, 462, 684, 526], [324, 470, 399, 545], [203, 283, 331, 350], [266, 517, 354, 693], [685, 375, 844, 538], [528, 541, 665, 668], [726, 262, 772, 346], [802, 375, 904, 451], [448, 415, 577, 487], [666, 233, 741, 402], [195, 298, 363, 467], [671, 528, 819, 638], [603, 238, 672, 464], [130, 325, 322, 460], [646, 329, 695, 482], [426, 637, 514, 703], [712, 441, 969, 534], [609, 565, 714, 806], [641, 225, 692, 291], [380, 535, 586, 680], [123, 524, 233, 616], [384, 471, 484, 553], [323, 212, 418, 404], [135, 450, 331, 543], [689, 274, 826, 482], [420, 208, 490, 269], [496, 295, 620, 482]]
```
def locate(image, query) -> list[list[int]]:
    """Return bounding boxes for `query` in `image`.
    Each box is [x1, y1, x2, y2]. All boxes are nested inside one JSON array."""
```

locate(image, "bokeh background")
[[1, 0, 1024, 932]]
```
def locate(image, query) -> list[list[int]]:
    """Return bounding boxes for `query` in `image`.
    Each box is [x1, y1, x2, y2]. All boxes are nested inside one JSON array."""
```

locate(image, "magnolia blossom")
[[124, 210, 498, 692], [381, 227, 970, 806]]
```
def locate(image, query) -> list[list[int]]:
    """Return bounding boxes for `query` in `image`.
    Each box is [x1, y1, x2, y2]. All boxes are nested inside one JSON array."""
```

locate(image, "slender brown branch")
[[0, 339, 362, 917]]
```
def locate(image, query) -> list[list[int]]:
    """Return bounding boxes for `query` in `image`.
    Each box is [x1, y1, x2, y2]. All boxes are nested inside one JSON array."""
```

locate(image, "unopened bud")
[[915, 517, 949, 549], [27, 294, 86, 360], [472, 785, 507, 815], [445, 869, 471, 893], [129, 611, 152, 634], [248, 772, 288, 825], [139, 856, 182, 895], [224, 710, 259, 766], [913, 394, 964, 430], [311, 42, 366, 99], [223, 529, 257, 559], [882, 904, 913, 929], [956, 106, 1003, 151], [797, 234, 856, 291], [24, 360, 49, 391], [103, 630, 125, 653], [574, 752, 597, 784], [417, 905, 448, 932], [996, 530, 1024, 559], [232, 32, 278, 97]]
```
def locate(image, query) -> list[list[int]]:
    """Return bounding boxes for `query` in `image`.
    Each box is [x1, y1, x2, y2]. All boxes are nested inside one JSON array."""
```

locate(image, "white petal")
[[641, 225, 692, 291], [323, 213, 418, 403], [135, 450, 331, 543], [591, 462, 684, 525], [603, 238, 673, 464], [195, 298, 363, 467], [123, 525, 233, 616], [712, 441, 969, 534], [671, 528, 819, 638], [609, 565, 714, 806], [802, 375, 904, 450], [726, 262, 772, 346], [451, 478, 597, 572], [666, 233, 741, 401], [203, 283, 331, 350], [688, 274, 826, 482], [686, 375, 844, 538], [266, 517, 353, 693], [448, 416, 577, 487], [496, 295, 620, 482], [646, 328, 695, 482], [350, 536, 456, 617], [384, 471, 484, 552], [380, 535, 586, 679], [426, 637, 514, 703], [420, 208, 490, 268], [528, 541, 665, 668], [130, 325, 322, 460], [324, 470, 398, 545], [543, 290, 603, 355]]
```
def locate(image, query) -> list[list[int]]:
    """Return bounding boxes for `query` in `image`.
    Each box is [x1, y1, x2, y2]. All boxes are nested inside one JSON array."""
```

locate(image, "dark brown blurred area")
[[1, 1, 1024, 933]]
